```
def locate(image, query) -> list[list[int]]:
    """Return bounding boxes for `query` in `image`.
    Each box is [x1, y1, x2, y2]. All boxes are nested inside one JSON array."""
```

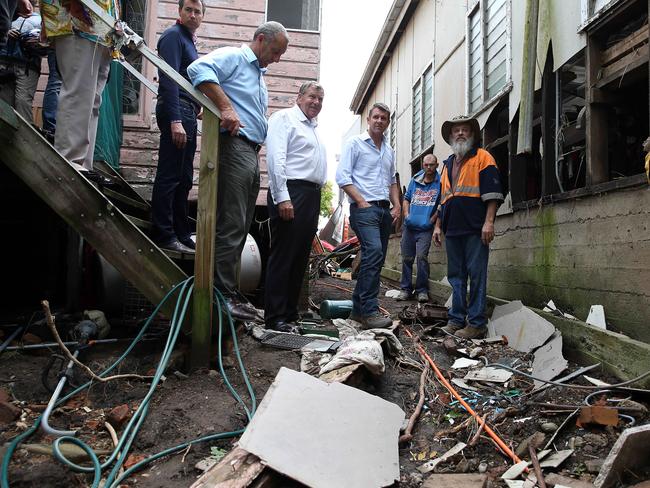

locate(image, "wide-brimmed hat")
[[441, 115, 480, 144]]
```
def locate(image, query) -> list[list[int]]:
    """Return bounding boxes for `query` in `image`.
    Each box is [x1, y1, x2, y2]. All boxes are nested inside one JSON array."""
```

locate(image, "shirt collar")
[[292, 104, 318, 127], [361, 131, 387, 149], [241, 44, 267, 74]]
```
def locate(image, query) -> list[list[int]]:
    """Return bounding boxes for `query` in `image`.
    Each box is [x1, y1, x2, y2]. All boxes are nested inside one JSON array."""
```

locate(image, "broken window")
[[556, 52, 587, 192], [121, 0, 147, 116], [482, 98, 510, 197], [267, 0, 320, 32], [585, 0, 648, 183], [467, 0, 510, 114], [411, 64, 433, 157], [581, 0, 627, 27]]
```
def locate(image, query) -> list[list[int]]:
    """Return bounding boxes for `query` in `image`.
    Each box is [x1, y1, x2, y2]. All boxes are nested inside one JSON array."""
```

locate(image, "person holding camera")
[[0, 0, 42, 122]]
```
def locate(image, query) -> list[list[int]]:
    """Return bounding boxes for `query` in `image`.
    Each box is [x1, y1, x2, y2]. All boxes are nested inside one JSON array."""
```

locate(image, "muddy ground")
[[1, 275, 648, 487]]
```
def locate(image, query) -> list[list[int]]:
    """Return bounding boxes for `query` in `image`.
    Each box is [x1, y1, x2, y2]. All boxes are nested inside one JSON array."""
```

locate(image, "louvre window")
[[467, 0, 510, 113], [267, 0, 320, 32]]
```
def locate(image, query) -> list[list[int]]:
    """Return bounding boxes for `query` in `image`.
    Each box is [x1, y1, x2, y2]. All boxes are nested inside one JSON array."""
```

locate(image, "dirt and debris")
[[0, 274, 648, 487]]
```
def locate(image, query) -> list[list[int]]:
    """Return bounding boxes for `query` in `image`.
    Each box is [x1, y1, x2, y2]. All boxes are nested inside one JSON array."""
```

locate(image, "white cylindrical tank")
[[238, 234, 262, 293]]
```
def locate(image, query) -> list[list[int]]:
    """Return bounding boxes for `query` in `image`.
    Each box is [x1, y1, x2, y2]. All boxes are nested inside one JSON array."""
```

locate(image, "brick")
[[0, 401, 21, 425], [107, 404, 130, 429]]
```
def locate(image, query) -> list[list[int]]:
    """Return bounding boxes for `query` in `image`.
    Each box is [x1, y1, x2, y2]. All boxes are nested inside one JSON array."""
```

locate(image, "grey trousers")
[[54, 35, 111, 170], [0, 61, 39, 121], [214, 134, 260, 296]]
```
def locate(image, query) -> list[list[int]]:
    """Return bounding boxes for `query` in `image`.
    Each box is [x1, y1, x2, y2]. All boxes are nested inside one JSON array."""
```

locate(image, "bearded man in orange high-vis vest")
[[433, 115, 504, 339]]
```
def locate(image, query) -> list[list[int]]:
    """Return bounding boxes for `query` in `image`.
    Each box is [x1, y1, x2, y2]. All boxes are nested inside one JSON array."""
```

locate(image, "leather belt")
[[222, 132, 262, 153], [368, 200, 390, 208]]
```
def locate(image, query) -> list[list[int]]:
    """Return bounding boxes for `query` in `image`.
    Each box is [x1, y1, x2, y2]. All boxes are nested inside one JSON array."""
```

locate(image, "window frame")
[[122, 0, 158, 129], [265, 0, 322, 33], [465, 0, 512, 117], [410, 62, 434, 159], [579, 0, 626, 30]]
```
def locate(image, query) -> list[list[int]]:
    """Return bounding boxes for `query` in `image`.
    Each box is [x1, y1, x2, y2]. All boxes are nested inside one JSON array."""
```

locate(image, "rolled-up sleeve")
[[266, 112, 290, 204], [188, 50, 234, 88], [336, 138, 356, 188]]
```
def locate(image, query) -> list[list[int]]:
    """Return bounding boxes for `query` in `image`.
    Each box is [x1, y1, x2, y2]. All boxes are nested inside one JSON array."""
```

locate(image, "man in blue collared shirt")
[[187, 21, 288, 321], [336, 102, 401, 329]]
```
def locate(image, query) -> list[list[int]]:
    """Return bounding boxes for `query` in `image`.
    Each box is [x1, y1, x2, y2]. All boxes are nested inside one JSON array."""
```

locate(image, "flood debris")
[[237, 367, 404, 488], [488, 301, 556, 353], [595, 424, 650, 488], [586, 305, 607, 329]]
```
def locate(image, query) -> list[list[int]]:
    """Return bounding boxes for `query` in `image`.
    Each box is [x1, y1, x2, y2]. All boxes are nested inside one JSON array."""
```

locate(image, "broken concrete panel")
[[594, 424, 650, 488], [464, 367, 513, 383], [532, 331, 568, 388], [501, 461, 529, 480], [451, 358, 481, 369], [586, 305, 607, 329], [238, 368, 404, 488], [423, 473, 487, 487], [488, 301, 556, 353], [417, 442, 467, 474], [538, 449, 574, 468], [544, 473, 599, 488]]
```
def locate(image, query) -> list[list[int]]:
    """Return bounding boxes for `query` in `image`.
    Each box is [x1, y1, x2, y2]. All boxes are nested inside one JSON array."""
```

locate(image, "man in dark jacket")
[[151, 0, 204, 253], [397, 153, 440, 303]]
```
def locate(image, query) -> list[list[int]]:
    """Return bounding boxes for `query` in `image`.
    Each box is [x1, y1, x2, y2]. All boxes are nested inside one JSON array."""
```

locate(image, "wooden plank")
[[0, 102, 187, 317], [192, 110, 220, 369], [541, 47, 559, 196], [601, 25, 649, 66], [596, 44, 649, 89], [190, 447, 266, 488], [586, 36, 609, 186], [158, 3, 264, 27], [102, 187, 151, 212]]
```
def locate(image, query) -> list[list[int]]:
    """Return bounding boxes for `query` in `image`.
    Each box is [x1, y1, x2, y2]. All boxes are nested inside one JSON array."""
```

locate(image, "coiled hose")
[[1, 277, 257, 488]]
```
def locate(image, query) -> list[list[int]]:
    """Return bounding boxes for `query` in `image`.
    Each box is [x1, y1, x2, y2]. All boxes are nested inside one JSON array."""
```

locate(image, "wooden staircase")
[[0, 100, 189, 316]]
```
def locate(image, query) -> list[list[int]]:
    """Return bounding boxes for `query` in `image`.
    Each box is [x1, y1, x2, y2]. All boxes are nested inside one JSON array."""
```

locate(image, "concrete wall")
[[385, 184, 650, 343]]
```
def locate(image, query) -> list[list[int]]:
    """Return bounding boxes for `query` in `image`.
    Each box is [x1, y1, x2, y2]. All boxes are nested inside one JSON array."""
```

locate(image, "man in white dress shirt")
[[264, 81, 326, 332]]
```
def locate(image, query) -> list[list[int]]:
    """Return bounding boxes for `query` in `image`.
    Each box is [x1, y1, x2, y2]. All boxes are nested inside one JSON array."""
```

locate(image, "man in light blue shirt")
[[335, 102, 401, 329], [187, 21, 289, 321]]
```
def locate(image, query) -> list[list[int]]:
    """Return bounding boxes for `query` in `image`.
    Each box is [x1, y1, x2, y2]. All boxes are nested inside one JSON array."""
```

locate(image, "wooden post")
[[516, 0, 540, 155], [541, 46, 559, 196], [191, 111, 220, 369], [586, 36, 609, 186]]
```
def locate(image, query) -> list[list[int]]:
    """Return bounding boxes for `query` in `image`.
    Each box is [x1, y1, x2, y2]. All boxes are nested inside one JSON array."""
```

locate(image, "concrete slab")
[[423, 473, 487, 487], [544, 473, 597, 488], [501, 461, 529, 480], [532, 331, 569, 388], [238, 367, 404, 488], [464, 366, 513, 383], [586, 305, 607, 329], [594, 424, 650, 488], [539, 449, 574, 468], [488, 301, 556, 353]]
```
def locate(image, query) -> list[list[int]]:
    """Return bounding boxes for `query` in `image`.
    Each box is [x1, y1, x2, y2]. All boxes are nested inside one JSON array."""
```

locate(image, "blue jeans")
[[400, 226, 433, 293], [349, 203, 392, 316], [42, 51, 61, 134], [446, 233, 489, 328]]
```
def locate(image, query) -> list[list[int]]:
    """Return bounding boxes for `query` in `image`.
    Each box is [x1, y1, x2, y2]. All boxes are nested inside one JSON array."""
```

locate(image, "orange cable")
[[403, 326, 523, 465]]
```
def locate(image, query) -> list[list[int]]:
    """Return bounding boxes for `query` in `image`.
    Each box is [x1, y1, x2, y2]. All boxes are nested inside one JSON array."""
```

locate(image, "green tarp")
[[94, 61, 123, 170]]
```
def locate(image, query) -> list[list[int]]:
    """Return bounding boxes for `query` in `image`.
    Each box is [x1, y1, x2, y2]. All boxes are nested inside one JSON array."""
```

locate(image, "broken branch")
[[41, 300, 152, 384], [399, 363, 429, 444], [469, 415, 486, 446]]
